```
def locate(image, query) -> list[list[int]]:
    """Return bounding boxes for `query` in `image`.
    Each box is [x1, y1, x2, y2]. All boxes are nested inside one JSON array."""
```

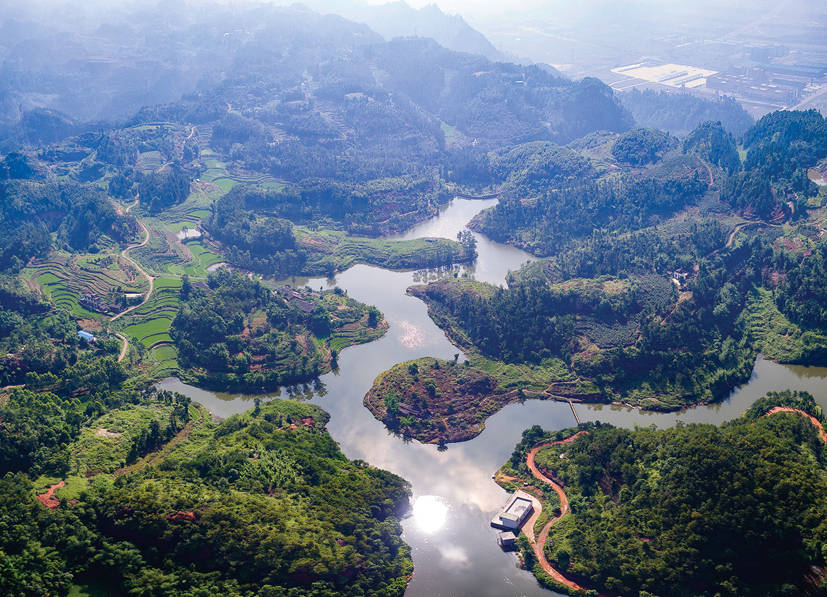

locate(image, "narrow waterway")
[[158, 198, 827, 597]]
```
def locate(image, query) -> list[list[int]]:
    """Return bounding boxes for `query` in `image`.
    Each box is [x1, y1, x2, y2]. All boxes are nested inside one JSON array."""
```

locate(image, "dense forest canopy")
[[206, 187, 307, 275], [611, 128, 676, 166], [721, 109, 827, 219], [0, 179, 135, 270], [171, 269, 385, 391], [505, 391, 827, 597], [416, 212, 827, 409], [0, 397, 412, 597], [682, 120, 741, 174], [472, 155, 709, 257]]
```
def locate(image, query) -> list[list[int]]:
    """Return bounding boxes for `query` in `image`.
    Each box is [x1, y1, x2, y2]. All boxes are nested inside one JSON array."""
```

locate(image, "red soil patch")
[[768, 270, 786, 287], [166, 510, 197, 522], [36, 481, 65, 509]]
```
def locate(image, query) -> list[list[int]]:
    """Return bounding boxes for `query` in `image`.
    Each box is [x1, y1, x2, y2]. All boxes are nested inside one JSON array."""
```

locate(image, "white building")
[[491, 490, 534, 530]]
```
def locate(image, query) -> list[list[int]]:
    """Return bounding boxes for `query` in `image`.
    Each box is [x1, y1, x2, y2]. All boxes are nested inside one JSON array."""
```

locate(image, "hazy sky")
[[365, 0, 548, 18]]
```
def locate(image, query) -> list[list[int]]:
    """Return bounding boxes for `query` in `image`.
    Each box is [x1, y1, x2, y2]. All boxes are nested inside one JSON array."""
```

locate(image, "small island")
[[364, 356, 544, 443], [172, 269, 387, 392]]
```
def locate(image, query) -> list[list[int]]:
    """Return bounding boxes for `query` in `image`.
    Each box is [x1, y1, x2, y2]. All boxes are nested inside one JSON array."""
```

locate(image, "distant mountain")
[[620, 89, 755, 137], [296, 0, 506, 62], [358, 37, 630, 146], [0, 2, 381, 124]]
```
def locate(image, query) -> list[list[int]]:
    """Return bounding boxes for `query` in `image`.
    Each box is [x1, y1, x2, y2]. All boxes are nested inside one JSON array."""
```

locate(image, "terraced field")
[[120, 276, 182, 350], [24, 254, 147, 319], [198, 148, 286, 193], [17, 123, 298, 382], [149, 344, 180, 378], [138, 150, 164, 172]]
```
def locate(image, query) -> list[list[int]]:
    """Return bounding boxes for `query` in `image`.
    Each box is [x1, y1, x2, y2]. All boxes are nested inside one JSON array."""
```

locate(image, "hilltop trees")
[[524, 391, 827, 597]]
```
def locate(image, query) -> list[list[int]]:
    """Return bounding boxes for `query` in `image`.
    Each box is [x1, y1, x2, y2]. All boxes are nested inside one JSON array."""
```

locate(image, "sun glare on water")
[[412, 495, 449, 534]]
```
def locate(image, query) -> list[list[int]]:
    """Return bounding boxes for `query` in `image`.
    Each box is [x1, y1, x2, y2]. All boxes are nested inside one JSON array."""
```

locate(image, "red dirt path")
[[765, 407, 827, 443], [520, 408, 825, 594], [525, 431, 589, 593], [36, 481, 65, 509]]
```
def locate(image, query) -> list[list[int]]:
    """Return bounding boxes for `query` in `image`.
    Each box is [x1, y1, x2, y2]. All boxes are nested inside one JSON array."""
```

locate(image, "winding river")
[[158, 198, 827, 597]]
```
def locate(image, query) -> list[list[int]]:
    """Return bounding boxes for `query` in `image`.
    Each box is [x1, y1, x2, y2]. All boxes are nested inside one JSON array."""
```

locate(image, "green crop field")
[[164, 240, 224, 277], [119, 277, 182, 348], [139, 150, 163, 171], [123, 319, 173, 347], [150, 343, 179, 375]]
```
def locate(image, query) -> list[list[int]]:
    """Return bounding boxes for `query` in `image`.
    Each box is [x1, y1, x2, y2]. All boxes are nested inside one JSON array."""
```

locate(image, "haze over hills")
[[462, 0, 827, 117], [292, 0, 508, 62], [0, 1, 632, 152], [1, 2, 827, 597], [0, 1, 381, 125]]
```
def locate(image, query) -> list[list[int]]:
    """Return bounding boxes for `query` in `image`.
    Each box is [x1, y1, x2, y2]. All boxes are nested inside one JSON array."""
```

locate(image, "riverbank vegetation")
[[0, 394, 412, 597], [171, 269, 387, 392], [205, 183, 474, 276], [500, 391, 827, 597]]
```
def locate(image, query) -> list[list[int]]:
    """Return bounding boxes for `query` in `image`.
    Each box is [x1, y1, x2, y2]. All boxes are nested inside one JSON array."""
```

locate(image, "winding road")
[[108, 200, 155, 362], [521, 409, 825, 594], [525, 431, 590, 594], [765, 407, 827, 443]]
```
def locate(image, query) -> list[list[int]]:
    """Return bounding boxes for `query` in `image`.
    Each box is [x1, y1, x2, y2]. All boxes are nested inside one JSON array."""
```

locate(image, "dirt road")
[[525, 431, 589, 593], [109, 205, 154, 362], [765, 407, 827, 443]]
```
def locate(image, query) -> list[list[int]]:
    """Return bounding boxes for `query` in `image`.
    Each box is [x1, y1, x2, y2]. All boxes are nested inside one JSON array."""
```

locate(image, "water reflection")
[[399, 321, 425, 348], [579, 356, 827, 428], [412, 495, 449, 534], [157, 198, 827, 597], [385, 197, 535, 287]]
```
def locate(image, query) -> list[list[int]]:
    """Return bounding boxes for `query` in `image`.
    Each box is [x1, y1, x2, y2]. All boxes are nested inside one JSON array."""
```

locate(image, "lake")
[[158, 198, 827, 597]]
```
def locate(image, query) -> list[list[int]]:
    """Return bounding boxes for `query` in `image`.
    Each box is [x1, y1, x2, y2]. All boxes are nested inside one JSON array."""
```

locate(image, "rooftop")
[[491, 490, 535, 530], [502, 496, 532, 521]]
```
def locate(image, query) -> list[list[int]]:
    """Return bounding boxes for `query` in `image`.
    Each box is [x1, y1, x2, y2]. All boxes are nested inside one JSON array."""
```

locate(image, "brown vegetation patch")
[[166, 510, 197, 522], [364, 358, 515, 443], [77, 319, 104, 332], [95, 427, 122, 438], [768, 270, 786, 287]]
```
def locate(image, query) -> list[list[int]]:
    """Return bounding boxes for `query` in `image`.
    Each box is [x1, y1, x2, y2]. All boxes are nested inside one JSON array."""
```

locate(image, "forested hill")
[[620, 88, 754, 137], [1, 2, 632, 154], [304, 0, 508, 62], [503, 391, 827, 597], [0, 2, 383, 126], [473, 110, 827, 257], [0, 395, 413, 596]]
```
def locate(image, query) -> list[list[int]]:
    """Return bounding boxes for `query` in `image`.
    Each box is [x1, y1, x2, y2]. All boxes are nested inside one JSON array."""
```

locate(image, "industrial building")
[[491, 490, 534, 530]]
